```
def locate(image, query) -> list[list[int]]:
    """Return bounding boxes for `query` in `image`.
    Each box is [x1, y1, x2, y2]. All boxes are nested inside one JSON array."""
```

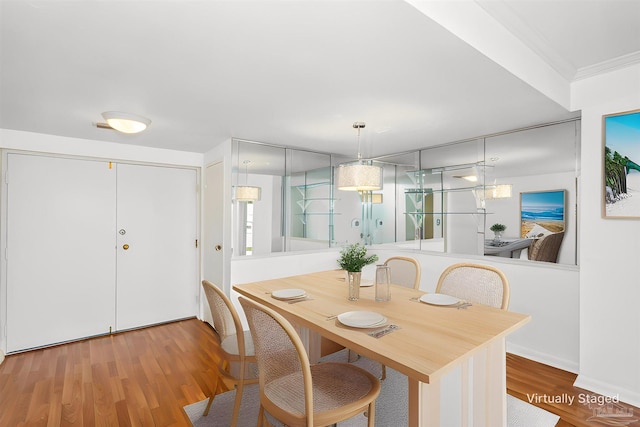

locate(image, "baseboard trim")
[[574, 374, 640, 409], [506, 342, 579, 374], [0, 349, 4, 366]]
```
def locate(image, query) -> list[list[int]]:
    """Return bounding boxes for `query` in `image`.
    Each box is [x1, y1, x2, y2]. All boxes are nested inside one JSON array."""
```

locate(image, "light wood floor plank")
[[1, 318, 638, 426]]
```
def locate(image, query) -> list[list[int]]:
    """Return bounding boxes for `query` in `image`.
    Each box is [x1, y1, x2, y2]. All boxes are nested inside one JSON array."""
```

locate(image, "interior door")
[[115, 163, 198, 330], [5, 154, 117, 352]]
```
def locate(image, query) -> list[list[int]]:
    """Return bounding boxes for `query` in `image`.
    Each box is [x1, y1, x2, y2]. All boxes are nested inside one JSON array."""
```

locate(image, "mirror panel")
[[231, 119, 580, 265], [286, 149, 333, 251], [232, 140, 286, 256]]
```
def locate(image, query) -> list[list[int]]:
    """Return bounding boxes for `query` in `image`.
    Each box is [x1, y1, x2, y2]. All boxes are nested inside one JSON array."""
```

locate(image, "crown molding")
[[475, 0, 577, 81], [573, 51, 640, 81]]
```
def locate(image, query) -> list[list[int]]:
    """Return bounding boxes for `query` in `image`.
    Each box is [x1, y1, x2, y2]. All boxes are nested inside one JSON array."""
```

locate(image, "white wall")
[[0, 129, 203, 166], [572, 64, 640, 406]]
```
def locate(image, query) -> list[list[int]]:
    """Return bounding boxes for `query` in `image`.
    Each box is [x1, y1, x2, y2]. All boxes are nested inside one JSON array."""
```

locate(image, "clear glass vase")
[[347, 271, 361, 301]]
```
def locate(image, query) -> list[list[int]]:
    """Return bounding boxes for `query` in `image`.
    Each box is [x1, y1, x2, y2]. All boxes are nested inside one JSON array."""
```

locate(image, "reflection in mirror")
[[286, 149, 333, 251], [419, 139, 485, 255], [232, 140, 286, 257], [369, 152, 421, 250], [483, 120, 579, 265], [231, 119, 580, 265]]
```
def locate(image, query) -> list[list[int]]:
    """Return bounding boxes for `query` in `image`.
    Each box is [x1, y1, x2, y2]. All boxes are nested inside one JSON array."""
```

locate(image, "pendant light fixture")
[[484, 184, 512, 199], [234, 160, 261, 202], [336, 122, 382, 191]]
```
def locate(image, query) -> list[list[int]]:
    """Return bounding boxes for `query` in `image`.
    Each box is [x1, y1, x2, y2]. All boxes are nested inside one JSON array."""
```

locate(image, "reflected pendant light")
[[336, 122, 382, 191], [101, 111, 151, 134], [234, 160, 262, 202], [484, 184, 512, 200]]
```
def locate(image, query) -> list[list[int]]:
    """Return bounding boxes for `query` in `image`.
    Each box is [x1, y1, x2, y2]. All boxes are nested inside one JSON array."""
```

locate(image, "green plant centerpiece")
[[337, 243, 378, 301], [490, 223, 506, 241], [337, 243, 378, 272], [490, 223, 506, 233]]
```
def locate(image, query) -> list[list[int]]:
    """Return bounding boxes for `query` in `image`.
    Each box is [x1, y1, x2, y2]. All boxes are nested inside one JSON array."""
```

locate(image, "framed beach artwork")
[[603, 109, 640, 218], [520, 190, 566, 238]]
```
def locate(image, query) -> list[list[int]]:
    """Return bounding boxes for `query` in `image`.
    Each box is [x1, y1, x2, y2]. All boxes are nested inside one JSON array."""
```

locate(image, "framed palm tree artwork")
[[603, 109, 640, 218]]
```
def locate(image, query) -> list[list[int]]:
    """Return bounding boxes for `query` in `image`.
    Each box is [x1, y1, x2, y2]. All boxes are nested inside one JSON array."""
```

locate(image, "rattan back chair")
[[528, 232, 564, 263], [201, 280, 258, 425], [239, 296, 381, 427], [435, 263, 510, 310], [383, 256, 421, 289]]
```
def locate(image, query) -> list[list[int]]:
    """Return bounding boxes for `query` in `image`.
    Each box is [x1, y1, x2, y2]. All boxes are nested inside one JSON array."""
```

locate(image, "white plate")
[[360, 279, 374, 287], [272, 289, 307, 300], [337, 311, 387, 328], [419, 293, 460, 306]]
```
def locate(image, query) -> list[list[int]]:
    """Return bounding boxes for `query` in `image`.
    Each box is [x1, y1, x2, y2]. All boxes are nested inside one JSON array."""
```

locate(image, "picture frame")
[[603, 109, 640, 218], [520, 190, 566, 238]]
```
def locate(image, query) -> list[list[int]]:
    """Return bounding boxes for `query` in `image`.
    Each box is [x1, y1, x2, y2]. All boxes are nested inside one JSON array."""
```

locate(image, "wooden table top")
[[233, 269, 530, 384]]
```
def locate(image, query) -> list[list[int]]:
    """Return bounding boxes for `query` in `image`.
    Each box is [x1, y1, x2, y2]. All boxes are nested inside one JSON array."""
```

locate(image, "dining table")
[[233, 269, 530, 427]]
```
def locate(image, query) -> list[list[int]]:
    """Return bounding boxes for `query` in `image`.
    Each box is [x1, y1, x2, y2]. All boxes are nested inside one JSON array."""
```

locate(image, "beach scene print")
[[604, 110, 640, 218], [520, 190, 565, 237]]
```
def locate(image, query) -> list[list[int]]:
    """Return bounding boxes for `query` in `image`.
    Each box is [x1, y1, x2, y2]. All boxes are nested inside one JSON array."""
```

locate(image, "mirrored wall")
[[231, 118, 580, 265]]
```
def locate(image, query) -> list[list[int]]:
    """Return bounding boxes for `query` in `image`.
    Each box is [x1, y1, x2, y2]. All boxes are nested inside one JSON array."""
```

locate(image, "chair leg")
[[257, 405, 265, 427], [202, 394, 215, 416], [231, 381, 244, 426], [381, 364, 387, 380], [367, 402, 376, 427]]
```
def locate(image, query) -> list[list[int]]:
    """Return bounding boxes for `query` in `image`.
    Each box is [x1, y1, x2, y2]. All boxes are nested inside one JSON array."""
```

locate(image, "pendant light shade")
[[336, 163, 382, 191], [336, 122, 383, 192], [101, 111, 151, 134], [234, 160, 261, 202], [484, 184, 512, 200], [372, 193, 383, 204], [235, 186, 261, 202]]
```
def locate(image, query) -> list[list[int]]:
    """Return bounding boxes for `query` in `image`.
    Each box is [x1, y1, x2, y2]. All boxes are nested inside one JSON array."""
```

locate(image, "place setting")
[[333, 310, 400, 338], [412, 293, 473, 309], [270, 288, 312, 304]]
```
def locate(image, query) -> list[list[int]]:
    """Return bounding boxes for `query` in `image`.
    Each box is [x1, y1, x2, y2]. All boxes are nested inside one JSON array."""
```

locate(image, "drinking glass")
[[375, 265, 391, 302]]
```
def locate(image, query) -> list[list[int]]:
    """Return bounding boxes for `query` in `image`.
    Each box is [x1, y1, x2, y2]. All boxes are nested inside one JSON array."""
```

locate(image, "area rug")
[[184, 350, 559, 426]]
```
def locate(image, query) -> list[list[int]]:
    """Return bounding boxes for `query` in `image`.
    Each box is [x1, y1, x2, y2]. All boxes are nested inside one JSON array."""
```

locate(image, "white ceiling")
[[1, 0, 638, 158]]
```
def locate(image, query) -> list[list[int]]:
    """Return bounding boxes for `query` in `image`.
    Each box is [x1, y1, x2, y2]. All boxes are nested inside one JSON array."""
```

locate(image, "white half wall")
[[229, 248, 579, 373]]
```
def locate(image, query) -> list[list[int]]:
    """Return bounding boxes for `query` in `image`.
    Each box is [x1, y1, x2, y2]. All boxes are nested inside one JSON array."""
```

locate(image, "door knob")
[[123, 244, 130, 250], [214, 244, 222, 251]]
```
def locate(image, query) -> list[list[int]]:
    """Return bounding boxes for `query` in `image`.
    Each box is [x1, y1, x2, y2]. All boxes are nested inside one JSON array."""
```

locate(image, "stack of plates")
[[337, 311, 387, 328], [360, 279, 374, 287], [271, 289, 307, 301], [419, 293, 460, 306]]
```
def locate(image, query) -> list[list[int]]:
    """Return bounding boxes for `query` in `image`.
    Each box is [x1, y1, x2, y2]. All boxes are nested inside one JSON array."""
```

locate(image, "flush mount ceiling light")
[[336, 122, 382, 192], [234, 160, 261, 202], [98, 111, 151, 134]]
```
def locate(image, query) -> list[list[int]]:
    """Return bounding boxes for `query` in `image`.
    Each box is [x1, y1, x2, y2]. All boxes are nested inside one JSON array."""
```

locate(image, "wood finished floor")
[[0, 318, 638, 426]]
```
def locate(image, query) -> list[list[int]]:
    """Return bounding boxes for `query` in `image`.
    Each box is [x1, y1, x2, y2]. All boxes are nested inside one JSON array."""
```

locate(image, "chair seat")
[[264, 362, 377, 416], [221, 330, 255, 356]]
